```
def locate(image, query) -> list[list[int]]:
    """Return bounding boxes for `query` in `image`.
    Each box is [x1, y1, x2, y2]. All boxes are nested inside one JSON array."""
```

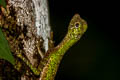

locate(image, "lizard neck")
[[55, 32, 78, 56], [39, 32, 79, 80]]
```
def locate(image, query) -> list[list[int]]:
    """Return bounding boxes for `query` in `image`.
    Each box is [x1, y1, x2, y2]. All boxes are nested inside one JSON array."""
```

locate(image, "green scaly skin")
[[16, 53, 41, 75], [16, 14, 87, 80]]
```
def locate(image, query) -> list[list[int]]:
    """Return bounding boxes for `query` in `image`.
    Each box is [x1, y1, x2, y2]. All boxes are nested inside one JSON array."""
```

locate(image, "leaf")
[[0, 28, 15, 65], [0, 0, 6, 9]]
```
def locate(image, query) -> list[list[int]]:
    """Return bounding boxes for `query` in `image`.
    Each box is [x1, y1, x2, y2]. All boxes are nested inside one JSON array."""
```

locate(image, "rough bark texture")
[[0, 0, 51, 80]]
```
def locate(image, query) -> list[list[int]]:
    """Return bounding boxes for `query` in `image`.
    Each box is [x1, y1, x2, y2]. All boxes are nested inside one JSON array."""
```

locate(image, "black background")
[[48, 0, 119, 80]]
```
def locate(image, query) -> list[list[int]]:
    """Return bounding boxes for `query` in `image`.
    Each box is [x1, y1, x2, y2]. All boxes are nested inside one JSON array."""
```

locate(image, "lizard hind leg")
[[36, 38, 45, 59]]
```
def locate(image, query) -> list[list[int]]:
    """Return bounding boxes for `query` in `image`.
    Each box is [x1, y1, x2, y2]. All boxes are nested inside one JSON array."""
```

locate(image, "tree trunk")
[[0, 0, 52, 80]]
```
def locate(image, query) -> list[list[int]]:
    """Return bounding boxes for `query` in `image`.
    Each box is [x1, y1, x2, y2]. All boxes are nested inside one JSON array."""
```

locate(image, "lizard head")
[[68, 14, 87, 40]]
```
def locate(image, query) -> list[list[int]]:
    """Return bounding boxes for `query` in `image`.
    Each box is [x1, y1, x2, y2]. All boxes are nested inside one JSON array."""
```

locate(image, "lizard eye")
[[75, 22, 80, 28]]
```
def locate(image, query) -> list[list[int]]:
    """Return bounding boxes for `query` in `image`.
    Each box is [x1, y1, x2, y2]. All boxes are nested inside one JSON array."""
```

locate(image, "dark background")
[[48, 0, 119, 80]]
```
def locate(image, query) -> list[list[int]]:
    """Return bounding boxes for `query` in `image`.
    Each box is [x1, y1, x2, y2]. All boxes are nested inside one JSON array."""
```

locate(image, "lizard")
[[17, 14, 87, 80]]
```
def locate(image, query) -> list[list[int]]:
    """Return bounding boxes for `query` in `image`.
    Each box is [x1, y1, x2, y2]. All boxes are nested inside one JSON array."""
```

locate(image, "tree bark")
[[0, 0, 52, 80]]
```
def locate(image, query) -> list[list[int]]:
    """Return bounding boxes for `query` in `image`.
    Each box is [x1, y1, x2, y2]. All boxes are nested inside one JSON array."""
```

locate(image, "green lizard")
[[17, 14, 87, 80]]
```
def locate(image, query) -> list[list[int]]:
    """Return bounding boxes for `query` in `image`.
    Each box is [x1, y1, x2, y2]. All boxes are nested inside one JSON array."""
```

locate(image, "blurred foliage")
[[0, 0, 6, 9], [0, 28, 15, 65]]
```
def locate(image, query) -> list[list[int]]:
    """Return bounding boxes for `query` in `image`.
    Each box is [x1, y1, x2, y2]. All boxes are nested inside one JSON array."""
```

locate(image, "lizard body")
[[38, 14, 87, 80]]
